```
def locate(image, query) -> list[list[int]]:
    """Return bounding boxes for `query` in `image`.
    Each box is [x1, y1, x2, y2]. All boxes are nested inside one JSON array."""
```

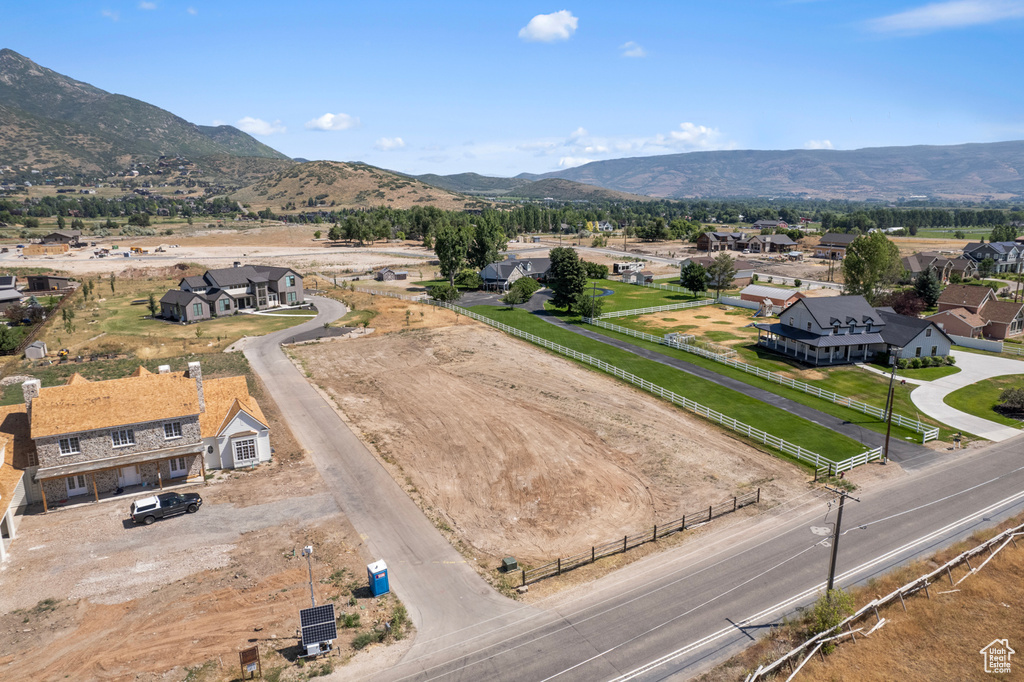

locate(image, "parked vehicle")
[[129, 492, 203, 525]]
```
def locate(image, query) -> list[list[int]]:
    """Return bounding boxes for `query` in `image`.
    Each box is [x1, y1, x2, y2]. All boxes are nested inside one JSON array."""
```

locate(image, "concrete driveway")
[[910, 350, 1024, 441]]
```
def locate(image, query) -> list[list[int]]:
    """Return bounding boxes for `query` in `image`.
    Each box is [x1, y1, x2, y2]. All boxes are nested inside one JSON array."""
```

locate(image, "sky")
[[5, 1, 1024, 177]]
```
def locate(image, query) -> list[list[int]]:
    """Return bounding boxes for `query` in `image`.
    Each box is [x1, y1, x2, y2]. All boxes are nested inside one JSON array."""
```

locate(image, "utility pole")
[[824, 486, 860, 593], [302, 545, 316, 607], [882, 346, 901, 465]]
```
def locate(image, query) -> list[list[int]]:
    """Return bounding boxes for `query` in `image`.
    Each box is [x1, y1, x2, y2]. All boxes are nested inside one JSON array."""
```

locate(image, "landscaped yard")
[[944, 375, 1024, 428], [35, 272, 312, 358], [590, 278, 710, 312], [469, 305, 871, 463]]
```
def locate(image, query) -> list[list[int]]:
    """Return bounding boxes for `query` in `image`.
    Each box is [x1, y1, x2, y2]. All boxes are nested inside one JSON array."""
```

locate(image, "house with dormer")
[[754, 296, 888, 364], [160, 263, 303, 322], [963, 241, 1023, 274]]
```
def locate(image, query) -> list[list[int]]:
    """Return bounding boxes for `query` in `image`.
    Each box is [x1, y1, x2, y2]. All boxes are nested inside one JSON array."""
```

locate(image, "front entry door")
[[118, 465, 141, 487], [66, 474, 88, 497]]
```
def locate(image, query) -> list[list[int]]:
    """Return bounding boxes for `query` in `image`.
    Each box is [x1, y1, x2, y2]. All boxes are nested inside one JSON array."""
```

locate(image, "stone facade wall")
[[40, 454, 202, 503], [35, 415, 201, 468]]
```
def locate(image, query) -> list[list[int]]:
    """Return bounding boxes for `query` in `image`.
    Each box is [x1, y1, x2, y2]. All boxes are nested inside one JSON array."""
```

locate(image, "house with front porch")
[[814, 232, 858, 259], [160, 263, 304, 322], [0, 362, 271, 516], [754, 296, 887, 365], [479, 256, 550, 291], [963, 241, 1023, 274]]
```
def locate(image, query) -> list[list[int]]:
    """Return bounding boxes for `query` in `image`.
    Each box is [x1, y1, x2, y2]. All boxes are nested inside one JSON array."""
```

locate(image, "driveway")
[[243, 295, 529, 657], [910, 350, 1024, 441]]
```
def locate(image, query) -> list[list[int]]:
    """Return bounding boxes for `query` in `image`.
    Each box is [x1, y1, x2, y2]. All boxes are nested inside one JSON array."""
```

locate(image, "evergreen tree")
[[913, 265, 942, 307], [705, 252, 738, 299], [679, 261, 709, 296]]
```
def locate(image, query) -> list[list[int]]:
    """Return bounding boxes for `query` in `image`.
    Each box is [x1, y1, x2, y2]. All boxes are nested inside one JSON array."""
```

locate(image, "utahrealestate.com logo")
[[980, 639, 1014, 674]]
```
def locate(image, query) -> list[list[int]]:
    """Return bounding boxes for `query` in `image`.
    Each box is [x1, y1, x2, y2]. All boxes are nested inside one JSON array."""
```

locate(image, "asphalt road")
[[243, 296, 530, 658], [244, 294, 1024, 682]]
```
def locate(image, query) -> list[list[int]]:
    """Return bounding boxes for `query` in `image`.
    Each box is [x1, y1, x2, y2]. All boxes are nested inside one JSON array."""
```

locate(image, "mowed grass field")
[[470, 305, 870, 462], [944, 375, 1024, 428]]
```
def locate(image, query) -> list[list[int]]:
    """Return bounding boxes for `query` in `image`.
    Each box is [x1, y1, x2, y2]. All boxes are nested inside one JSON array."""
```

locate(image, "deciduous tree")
[[434, 222, 472, 285], [547, 246, 587, 310], [680, 261, 709, 296], [705, 252, 737, 299], [841, 231, 902, 304]]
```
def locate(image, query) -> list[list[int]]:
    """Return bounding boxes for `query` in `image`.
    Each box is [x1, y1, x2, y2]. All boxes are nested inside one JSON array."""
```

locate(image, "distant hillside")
[[412, 171, 652, 201], [525, 141, 1024, 201], [234, 161, 487, 211], [0, 48, 290, 180]]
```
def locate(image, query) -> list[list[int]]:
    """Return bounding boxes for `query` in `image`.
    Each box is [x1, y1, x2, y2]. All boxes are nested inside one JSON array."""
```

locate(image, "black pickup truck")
[[129, 492, 203, 525]]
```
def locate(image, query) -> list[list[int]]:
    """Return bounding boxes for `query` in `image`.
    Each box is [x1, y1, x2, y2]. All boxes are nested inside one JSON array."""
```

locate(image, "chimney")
[[23, 378, 41, 412], [187, 361, 205, 413], [158, 364, 171, 374]]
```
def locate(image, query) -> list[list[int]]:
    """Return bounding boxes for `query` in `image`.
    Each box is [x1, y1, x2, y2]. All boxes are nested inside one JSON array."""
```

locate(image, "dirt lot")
[[293, 321, 808, 566], [0, 374, 408, 682]]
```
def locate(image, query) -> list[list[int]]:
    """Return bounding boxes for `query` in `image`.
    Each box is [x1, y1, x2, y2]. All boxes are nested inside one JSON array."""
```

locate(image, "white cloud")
[[139, 1, 157, 10], [647, 122, 725, 150], [236, 117, 286, 135], [620, 41, 647, 58], [375, 137, 406, 151], [101, 9, 119, 21], [304, 112, 361, 131], [187, 6, 197, 15], [804, 139, 834, 149], [518, 10, 579, 42], [558, 156, 593, 168], [211, 119, 225, 126], [867, 0, 1024, 34]]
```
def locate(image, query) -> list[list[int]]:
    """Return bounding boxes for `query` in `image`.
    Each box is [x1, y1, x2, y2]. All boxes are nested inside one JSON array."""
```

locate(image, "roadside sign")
[[239, 646, 261, 679]]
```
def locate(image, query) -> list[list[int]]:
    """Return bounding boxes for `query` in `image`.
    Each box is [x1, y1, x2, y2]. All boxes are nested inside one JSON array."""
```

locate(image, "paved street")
[[243, 297, 529, 658], [910, 350, 1024, 441]]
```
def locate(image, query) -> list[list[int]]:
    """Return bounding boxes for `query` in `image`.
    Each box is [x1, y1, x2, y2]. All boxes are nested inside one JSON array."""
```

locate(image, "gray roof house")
[[161, 264, 304, 323], [754, 296, 887, 365], [480, 256, 550, 291], [963, 241, 1023, 274], [875, 309, 952, 360]]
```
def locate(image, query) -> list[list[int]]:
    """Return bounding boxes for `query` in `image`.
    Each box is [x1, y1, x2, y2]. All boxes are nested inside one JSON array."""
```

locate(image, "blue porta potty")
[[367, 560, 389, 596]]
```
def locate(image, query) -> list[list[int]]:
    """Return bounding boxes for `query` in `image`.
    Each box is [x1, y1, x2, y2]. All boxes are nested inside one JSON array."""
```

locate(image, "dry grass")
[[697, 510, 1024, 681]]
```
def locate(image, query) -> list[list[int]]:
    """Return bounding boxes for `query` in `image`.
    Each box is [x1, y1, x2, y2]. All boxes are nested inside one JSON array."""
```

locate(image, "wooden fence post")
[[522, 569, 526, 587], [592, 546, 595, 564], [708, 505, 712, 522], [757, 488, 761, 503], [557, 557, 561, 576], [623, 535, 627, 553], [653, 524, 658, 541], [733, 496, 737, 511], [681, 515, 685, 531]]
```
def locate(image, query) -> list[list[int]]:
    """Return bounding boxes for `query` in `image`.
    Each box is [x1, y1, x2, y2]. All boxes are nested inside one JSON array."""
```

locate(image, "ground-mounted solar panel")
[[302, 620, 338, 647], [299, 604, 337, 648]]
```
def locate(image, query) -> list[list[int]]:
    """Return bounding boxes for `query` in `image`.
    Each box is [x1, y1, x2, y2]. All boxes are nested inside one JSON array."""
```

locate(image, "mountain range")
[[3, 47, 1024, 203], [0, 48, 289, 182]]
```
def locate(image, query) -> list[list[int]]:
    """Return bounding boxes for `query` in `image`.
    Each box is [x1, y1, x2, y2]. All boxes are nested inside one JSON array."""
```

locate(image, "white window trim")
[[111, 428, 135, 448], [164, 422, 182, 440], [233, 438, 257, 464], [59, 436, 81, 456]]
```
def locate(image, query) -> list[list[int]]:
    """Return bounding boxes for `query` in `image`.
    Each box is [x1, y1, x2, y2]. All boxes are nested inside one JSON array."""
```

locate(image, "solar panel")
[[302, 620, 338, 647], [300, 605, 335, 628], [299, 604, 337, 647]]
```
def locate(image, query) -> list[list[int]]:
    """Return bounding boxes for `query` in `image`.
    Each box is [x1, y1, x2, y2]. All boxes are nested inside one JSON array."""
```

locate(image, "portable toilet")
[[367, 560, 389, 596]]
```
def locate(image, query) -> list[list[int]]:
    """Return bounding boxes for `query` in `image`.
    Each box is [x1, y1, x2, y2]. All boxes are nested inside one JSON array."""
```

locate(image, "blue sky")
[[6, 1, 1024, 176]]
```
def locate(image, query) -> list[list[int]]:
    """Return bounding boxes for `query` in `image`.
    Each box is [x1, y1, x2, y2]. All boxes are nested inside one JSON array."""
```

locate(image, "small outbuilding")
[[376, 268, 408, 282], [25, 275, 72, 292], [24, 341, 47, 360]]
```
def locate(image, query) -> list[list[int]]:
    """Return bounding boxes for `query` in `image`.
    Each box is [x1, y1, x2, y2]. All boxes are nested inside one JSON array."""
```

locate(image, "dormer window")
[[807, 322, 812, 331], [926, 328, 932, 337], [789, 317, 794, 326], [833, 325, 839, 334]]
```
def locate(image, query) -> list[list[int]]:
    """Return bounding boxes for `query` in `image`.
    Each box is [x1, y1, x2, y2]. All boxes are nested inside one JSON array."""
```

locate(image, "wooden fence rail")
[[584, 318, 940, 443], [746, 519, 1024, 681], [521, 489, 761, 585], [431, 301, 882, 475]]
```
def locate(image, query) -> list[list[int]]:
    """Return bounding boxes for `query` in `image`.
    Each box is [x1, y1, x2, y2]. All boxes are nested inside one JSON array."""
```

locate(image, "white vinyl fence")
[[584, 318, 940, 443], [355, 288, 428, 301], [599, 298, 716, 319], [433, 301, 881, 473]]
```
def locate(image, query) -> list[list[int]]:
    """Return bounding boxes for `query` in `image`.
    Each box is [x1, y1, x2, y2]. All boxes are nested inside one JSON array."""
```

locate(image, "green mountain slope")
[[411, 171, 651, 201], [527, 142, 1024, 200], [0, 48, 289, 177]]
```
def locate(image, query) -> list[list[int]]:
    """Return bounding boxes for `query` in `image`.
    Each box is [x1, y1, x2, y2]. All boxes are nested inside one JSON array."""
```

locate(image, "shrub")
[[945, 356, 956, 365], [752, 274, 759, 282], [454, 269, 483, 289], [997, 388, 1024, 414], [910, 357, 922, 369], [352, 631, 383, 650], [807, 589, 855, 653], [582, 260, 609, 279], [426, 283, 462, 302], [897, 358, 909, 370], [794, 279, 802, 287], [342, 612, 360, 628]]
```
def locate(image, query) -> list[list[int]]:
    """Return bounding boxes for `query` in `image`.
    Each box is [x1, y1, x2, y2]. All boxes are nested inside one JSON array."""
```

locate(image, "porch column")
[[200, 454, 207, 485], [92, 473, 99, 502], [157, 465, 163, 490], [40, 482, 48, 513]]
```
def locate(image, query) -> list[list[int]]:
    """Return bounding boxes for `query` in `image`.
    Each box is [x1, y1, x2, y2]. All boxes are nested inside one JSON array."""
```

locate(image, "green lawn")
[[469, 306, 869, 462], [864, 361, 962, 381], [944, 376, 1024, 428], [591, 279, 709, 312], [579, 320, 941, 441]]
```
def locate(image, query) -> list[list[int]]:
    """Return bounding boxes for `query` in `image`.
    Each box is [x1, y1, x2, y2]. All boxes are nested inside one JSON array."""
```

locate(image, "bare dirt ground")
[[0, 375, 408, 682], [292, 321, 808, 567], [0, 224, 433, 277]]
